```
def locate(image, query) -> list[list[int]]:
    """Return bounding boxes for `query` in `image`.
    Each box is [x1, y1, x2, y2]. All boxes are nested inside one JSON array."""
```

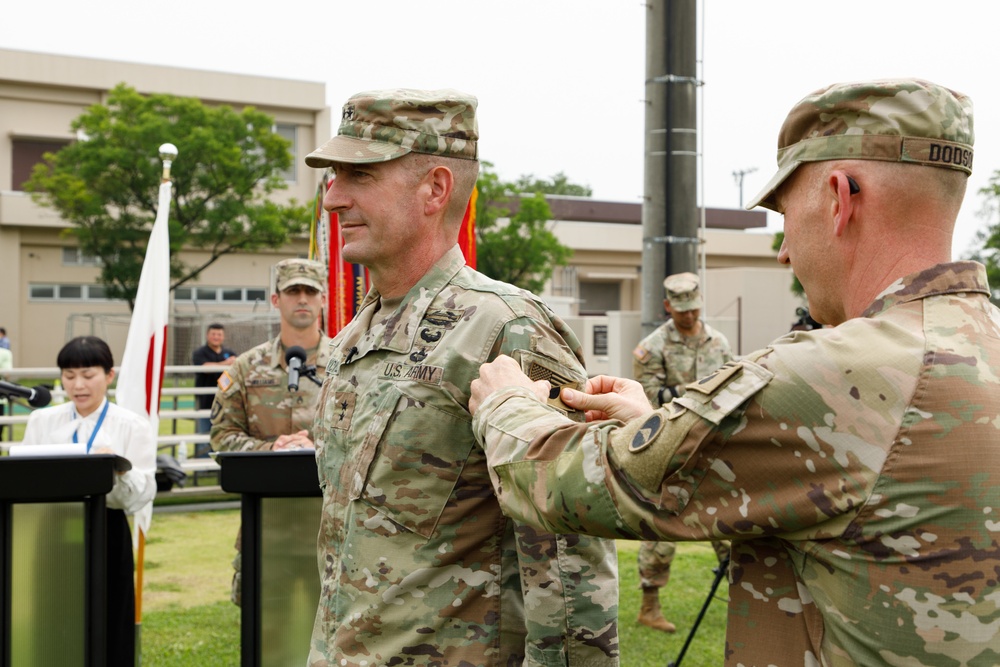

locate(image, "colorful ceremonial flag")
[[327, 206, 370, 337], [459, 186, 478, 269], [315, 175, 479, 337]]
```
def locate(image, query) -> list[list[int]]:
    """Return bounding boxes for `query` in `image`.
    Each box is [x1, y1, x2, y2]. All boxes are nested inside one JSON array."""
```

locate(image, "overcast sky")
[[2, 0, 995, 258]]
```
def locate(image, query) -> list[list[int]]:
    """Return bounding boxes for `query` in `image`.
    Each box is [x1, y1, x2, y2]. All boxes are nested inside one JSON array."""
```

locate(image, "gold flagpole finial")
[[159, 143, 178, 182]]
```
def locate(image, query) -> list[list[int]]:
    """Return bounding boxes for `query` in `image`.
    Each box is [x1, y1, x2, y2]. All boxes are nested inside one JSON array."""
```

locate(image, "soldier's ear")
[[423, 165, 454, 218], [829, 170, 856, 237]]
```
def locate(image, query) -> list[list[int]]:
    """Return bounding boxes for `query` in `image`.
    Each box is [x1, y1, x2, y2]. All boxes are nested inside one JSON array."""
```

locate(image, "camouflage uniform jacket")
[[632, 319, 733, 405], [309, 245, 619, 667], [211, 333, 332, 452], [473, 261, 1000, 666]]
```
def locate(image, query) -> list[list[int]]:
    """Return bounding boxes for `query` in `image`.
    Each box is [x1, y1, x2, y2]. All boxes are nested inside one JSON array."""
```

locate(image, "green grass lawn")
[[138, 508, 729, 666]]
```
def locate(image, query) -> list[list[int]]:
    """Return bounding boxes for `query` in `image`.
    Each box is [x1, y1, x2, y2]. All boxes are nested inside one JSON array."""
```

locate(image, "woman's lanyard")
[[72, 400, 110, 453]]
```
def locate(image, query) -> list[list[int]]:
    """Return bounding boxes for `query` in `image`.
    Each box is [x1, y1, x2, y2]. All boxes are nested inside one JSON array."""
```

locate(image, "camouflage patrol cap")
[[746, 79, 974, 212], [663, 272, 702, 312], [274, 258, 326, 293], [304, 88, 478, 167]]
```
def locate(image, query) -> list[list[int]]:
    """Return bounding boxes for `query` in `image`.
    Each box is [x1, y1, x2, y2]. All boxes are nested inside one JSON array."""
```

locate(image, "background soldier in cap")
[[631, 271, 732, 632], [470, 79, 1000, 664], [633, 272, 733, 406], [211, 258, 332, 605], [304, 88, 618, 666]]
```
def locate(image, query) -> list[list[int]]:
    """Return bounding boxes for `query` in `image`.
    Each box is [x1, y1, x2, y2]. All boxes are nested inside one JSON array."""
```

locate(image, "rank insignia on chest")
[[328, 391, 356, 431]]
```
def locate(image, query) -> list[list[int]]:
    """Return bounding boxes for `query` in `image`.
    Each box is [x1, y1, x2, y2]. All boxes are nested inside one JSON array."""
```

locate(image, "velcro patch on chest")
[[379, 361, 445, 386], [327, 391, 356, 432], [246, 378, 279, 387]]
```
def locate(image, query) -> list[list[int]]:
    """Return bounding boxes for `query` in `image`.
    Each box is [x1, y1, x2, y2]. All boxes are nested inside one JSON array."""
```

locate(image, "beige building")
[[0, 48, 800, 371], [0, 48, 331, 368]]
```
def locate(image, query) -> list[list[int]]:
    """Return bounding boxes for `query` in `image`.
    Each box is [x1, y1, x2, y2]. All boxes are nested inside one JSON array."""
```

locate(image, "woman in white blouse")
[[21, 336, 156, 667]]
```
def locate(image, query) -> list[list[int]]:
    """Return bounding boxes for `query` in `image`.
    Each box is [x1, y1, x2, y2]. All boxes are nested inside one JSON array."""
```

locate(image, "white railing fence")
[[0, 365, 223, 486]]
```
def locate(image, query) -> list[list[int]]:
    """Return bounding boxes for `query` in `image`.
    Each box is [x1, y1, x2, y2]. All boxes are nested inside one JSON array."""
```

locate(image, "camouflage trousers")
[[231, 550, 242, 607], [637, 540, 730, 589]]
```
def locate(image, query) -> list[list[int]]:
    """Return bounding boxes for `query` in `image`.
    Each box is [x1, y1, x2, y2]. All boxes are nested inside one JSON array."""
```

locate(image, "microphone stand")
[[667, 555, 730, 667], [295, 365, 323, 388]]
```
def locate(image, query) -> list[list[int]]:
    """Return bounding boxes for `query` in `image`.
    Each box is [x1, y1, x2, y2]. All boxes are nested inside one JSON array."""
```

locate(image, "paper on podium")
[[7, 443, 133, 472]]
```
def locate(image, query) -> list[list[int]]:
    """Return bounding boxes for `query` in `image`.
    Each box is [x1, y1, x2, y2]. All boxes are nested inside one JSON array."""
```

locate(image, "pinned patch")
[[629, 414, 665, 453], [217, 371, 233, 392], [423, 309, 463, 328]]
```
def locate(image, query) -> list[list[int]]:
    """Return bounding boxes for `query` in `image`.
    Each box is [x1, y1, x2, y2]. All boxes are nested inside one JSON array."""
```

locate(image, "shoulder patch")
[[217, 371, 233, 392], [629, 414, 665, 453], [633, 344, 651, 364]]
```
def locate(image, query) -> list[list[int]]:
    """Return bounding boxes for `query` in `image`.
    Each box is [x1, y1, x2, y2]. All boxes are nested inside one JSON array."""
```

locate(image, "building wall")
[[0, 49, 330, 367]]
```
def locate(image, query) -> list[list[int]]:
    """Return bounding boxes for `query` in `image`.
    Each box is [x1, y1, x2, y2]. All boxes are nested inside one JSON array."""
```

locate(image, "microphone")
[[285, 346, 307, 392], [0, 380, 52, 408]]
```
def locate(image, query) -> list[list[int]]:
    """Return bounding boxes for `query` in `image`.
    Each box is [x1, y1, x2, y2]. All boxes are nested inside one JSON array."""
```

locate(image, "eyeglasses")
[[847, 175, 860, 195]]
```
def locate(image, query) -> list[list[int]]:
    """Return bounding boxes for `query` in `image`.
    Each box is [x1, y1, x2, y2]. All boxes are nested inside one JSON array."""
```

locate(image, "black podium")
[[217, 450, 322, 667], [0, 454, 116, 667]]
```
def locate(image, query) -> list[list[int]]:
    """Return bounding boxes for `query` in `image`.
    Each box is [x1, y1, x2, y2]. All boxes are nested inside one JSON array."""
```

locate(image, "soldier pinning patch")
[[630, 414, 664, 453]]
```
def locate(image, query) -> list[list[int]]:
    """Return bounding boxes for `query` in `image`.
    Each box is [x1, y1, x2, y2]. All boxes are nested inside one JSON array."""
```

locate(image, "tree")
[[25, 84, 309, 310], [967, 172, 1000, 303], [475, 162, 575, 294], [514, 171, 593, 197]]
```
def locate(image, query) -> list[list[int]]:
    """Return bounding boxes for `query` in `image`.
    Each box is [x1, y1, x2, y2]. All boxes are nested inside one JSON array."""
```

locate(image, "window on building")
[[174, 286, 268, 304], [579, 281, 621, 316], [246, 288, 267, 302], [274, 123, 297, 183], [62, 247, 102, 266], [11, 138, 71, 191], [29, 284, 111, 302], [550, 266, 579, 299]]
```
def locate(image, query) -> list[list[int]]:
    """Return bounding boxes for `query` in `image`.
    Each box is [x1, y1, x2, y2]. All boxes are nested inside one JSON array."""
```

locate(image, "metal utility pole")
[[641, 0, 699, 337], [732, 167, 757, 208]]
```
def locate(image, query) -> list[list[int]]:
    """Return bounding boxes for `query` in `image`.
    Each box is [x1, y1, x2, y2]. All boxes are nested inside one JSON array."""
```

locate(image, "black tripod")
[[667, 556, 730, 667]]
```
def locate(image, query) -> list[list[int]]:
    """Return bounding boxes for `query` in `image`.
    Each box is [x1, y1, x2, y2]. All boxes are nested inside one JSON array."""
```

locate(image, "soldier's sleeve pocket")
[[511, 348, 586, 423], [355, 384, 474, 539], [675, 356, 773, 424]]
